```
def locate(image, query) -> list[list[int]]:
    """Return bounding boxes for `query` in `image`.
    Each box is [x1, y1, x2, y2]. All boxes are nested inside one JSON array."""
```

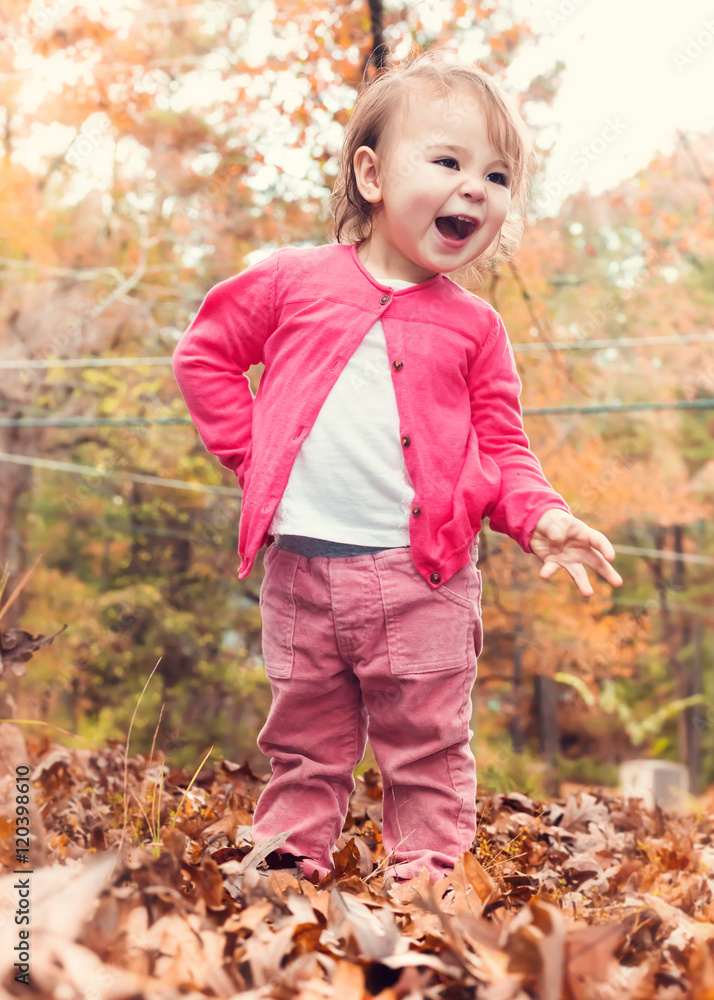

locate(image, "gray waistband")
[[275, 534, 407, 558]]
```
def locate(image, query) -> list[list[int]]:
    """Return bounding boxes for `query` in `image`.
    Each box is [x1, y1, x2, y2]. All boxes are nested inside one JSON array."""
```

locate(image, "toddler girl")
[[172, 50, 623, 886]]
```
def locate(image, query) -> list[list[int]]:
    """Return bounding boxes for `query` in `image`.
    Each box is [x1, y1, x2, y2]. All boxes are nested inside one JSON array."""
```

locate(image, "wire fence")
[[1, 453, 713, 568], [0, 452, 236, 496], [2, 397, 714, 428], [2, 330, 714, 368]]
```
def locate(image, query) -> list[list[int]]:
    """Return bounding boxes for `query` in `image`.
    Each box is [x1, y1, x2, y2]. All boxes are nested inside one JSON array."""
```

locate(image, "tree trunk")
[[687, 621, 703, 795], [363, 0, 386, 74], [0, 431, 33, 629], [508, 617, 525, 754], [535, 674, 559, 795], [651, 525, 689, 762]]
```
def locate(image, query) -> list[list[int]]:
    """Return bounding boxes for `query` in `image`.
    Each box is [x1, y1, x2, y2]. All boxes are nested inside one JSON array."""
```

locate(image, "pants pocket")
[[259, 543, 297, 679], [472, 567, 483, 660], [379, 558, 481, 675]]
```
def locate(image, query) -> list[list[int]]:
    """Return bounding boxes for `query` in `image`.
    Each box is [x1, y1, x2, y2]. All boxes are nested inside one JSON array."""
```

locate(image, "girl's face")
[[354, 86, 513, 283]]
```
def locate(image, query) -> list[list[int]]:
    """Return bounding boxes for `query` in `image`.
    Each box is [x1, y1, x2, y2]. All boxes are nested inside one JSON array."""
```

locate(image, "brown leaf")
[[333, 835, 372, 879], [444, 851, 501, 920], [332, 959, 366, 999], [0, 624, 68, 676], [500, 792, 538, 814], [242, 920, 300, 989], [560, 793, 609, 832], [233, 898, 274, 932], [329, 886, 403, 961], [222, 830, 293, 887], [506, 899, 566, 1000], [609, 859, 644, 891], [562, 855, 607, 889], [565, 922, 647, 1000]]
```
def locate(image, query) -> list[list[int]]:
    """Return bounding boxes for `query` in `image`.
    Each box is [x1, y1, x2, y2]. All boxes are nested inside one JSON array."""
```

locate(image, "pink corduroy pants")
[[251, 541, 483, 883]]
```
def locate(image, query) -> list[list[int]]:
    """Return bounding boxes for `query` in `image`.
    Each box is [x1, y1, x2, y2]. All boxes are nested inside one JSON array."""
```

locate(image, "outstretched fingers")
[[584, 530, 623, 587], [540, 558, 593, 597], [588, 527, 616, 562], [539, 528, 623, 594]]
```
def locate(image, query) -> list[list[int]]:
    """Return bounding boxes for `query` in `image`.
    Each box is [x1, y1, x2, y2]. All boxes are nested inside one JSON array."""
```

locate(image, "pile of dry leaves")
[[1, 723, 714, 1000]]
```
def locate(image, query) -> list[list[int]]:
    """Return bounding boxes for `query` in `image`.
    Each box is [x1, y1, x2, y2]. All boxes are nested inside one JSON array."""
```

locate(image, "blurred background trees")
[[1, 0, 712, 797]]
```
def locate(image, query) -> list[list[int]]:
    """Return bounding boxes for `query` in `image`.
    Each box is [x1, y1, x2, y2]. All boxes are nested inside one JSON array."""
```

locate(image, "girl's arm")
[[172, 252, 278, 490], [467, 309, 571, 554]]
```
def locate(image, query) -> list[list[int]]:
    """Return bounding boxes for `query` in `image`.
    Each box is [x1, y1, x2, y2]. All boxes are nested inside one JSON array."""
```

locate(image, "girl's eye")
[[487, 172, 509, 187], [434, 157, 459, 170]]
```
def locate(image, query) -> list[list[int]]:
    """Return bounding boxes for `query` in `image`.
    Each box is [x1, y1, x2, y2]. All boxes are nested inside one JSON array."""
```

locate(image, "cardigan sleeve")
[[467, 309, 571, 553], [172, 252, 278, 491]]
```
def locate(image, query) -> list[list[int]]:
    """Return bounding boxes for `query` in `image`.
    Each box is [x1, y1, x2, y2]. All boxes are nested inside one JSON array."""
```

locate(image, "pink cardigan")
[[172, 242, 571, 587]]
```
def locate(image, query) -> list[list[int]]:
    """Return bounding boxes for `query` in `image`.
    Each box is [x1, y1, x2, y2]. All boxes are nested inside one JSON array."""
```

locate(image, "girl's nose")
[[461, 175, 486, 202]]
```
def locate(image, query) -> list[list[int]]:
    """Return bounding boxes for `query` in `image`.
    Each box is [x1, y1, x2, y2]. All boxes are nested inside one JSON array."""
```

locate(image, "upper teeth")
[[455, 216, 474, 223]]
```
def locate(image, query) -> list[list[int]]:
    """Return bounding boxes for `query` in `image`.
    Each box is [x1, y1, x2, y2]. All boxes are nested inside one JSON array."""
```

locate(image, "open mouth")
[[435, 216, 479, 242]]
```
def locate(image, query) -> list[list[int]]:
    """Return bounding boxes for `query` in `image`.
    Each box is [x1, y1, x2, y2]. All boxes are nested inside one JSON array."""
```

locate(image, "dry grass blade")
[[0, 718, 82, 739], [17, 735, 714, 998], [147, 702, 167, 855], [0, 553, 43, 622], [484, 817, 541, 872], [149, 701, 165, 765], [362, 781, 417, 883], [112, 656, 162, 874], [170, 744, 215, 828]]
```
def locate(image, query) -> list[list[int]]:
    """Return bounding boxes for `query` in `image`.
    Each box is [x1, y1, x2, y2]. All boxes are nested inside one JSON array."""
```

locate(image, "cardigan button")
[[401, 435, 410, 447], [380, 294, 390, 305], [411, 506, 421, 517], [430, 572, 441, 585], [392, 360, 403, 371]]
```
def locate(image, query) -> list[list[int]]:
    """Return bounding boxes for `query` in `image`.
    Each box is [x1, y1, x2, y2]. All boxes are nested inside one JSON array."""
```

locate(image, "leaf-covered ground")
[[1, 724, 714, 999]]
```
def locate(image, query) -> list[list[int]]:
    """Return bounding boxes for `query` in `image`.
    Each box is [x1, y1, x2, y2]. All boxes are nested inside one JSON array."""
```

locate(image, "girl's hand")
[[530, 509, 624, 597]]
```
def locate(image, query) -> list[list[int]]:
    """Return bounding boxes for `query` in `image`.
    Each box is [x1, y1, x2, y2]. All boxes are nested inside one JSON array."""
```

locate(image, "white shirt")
[[269, 277, 417, 545]]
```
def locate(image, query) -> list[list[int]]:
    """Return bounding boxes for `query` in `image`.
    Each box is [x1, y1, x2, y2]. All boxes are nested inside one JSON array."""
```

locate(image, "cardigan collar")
[[348, 242, 447, 297]]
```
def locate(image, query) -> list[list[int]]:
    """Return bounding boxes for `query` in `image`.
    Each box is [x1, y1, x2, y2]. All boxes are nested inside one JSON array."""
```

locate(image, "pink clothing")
[[171, 242, 570, 590], [251, 542, 483, 883], [267, 274, 418, 550]]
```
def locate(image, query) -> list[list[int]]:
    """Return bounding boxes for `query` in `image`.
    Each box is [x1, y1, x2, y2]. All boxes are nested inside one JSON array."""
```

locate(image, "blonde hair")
[[329, 49, 538, 284]]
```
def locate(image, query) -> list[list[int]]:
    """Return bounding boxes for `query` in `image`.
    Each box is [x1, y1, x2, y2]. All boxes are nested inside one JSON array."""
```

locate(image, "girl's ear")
[[353, 146, 383, 204]]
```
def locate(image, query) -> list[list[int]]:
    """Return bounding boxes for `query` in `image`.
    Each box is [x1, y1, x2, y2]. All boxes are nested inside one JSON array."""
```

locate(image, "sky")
[[511, 0, 714, 211]]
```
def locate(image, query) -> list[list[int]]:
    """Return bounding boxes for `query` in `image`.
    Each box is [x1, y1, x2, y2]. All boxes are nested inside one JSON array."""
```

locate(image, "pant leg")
[[349, 550, 482, 883], [364, 669, 478, 883], [251, 544, 369, 879]]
